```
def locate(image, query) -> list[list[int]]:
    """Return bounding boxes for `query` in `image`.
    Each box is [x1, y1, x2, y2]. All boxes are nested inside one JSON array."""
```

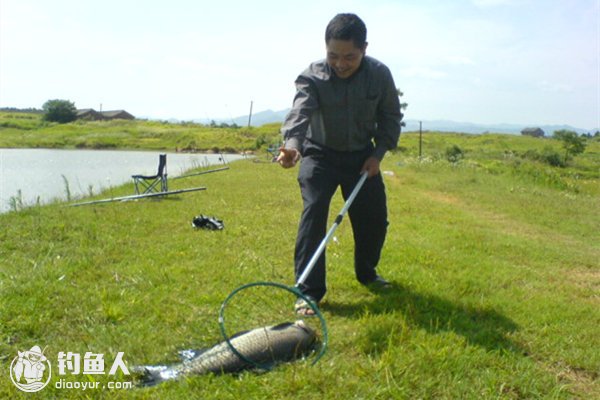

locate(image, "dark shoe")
[[362, 275, 392, 290], [192, 215, 224, 230]]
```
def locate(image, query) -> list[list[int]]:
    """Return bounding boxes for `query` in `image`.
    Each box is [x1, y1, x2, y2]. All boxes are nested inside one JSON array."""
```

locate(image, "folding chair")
[[132, 154, 168, 194]]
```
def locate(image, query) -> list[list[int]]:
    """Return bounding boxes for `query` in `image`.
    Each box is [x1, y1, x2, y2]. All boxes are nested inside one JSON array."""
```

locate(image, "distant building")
[[100, 110, 135, 120], [76, 108, 104, 120], [521, 127, 545, 137], [76, 109, 135, 121]]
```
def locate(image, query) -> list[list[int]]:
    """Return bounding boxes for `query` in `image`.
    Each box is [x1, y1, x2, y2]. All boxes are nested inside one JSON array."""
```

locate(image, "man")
[[277, 13, 402, 315]]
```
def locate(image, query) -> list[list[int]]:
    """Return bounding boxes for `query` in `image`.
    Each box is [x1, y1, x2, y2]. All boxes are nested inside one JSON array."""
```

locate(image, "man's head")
[[325, 13, 368, 79]]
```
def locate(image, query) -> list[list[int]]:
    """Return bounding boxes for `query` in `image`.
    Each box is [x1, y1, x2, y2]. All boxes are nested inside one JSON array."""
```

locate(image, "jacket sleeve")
[[372, 68, 402, 161], [280, 75, 319, 152]]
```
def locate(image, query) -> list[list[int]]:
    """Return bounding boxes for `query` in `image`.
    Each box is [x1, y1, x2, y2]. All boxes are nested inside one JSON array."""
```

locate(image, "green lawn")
[[1, 118, 599, 398], [0, 111, 281, 152]]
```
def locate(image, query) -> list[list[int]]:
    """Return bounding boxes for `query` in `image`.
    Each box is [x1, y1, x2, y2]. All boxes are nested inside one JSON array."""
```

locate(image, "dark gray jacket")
[[281, 56, 402, 160]]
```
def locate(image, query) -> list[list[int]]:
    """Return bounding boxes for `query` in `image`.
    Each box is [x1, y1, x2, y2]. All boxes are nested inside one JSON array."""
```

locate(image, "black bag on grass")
[[192, 215, 224, 231]]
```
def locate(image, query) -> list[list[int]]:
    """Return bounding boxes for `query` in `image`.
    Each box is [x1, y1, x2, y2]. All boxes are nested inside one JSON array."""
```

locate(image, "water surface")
[[0, 149, 243, 213]]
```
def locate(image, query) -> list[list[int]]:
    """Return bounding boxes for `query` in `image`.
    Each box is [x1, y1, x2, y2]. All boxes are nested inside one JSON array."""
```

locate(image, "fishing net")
[[218, 172, 368, 370]]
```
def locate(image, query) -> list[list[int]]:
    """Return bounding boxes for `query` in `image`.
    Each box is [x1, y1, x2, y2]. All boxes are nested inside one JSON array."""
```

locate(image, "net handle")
[[296, 171, 368, 286]]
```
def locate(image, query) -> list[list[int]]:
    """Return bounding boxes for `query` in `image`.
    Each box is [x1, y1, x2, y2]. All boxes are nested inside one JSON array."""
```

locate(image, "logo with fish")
[[10, 345, 52, 392]]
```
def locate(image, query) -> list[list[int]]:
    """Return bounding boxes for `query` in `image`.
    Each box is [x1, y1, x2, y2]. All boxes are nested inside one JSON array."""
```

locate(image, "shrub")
[[541, 148, 565, 167], [553, 129, 586, 163], [254, 134, 268, 149], [445, 145, 464, 163], [42, 99, 77, 123], [522, 147, 566, 167]]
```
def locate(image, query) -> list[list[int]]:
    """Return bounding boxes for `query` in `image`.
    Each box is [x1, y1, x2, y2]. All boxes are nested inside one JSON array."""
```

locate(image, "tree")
[[42, 99, 77, 123], [397, 88, 408, 127], [521, 127, 545, 137], [553, 129, 586, 163]]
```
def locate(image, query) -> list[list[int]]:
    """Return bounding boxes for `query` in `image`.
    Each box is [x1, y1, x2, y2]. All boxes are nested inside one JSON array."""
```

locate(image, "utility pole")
[[419, 121, 423, 159], [247, 100, 253, 128]]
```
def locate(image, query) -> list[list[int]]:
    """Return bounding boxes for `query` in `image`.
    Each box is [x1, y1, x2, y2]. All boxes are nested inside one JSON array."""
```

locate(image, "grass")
[[0, 111, 281, 152], [1, 117, 599, 398]]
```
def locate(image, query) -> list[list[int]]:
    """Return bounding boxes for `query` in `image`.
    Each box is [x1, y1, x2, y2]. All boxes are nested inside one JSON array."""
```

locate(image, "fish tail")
[[131, 365, 178, 387]]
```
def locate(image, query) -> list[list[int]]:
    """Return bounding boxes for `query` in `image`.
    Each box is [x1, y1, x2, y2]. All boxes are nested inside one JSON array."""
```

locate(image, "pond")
[[0, 149, 245, 213]]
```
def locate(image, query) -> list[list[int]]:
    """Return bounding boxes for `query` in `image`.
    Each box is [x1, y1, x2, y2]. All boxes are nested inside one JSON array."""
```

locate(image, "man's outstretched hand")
[[277, 147, 301, 168]]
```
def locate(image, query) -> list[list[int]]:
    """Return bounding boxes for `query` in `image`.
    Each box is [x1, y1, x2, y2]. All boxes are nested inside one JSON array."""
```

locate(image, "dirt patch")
[[551, 361, 599, 398], [421, 190, 463, 206], [566, 269, 600, 303], [569, 269, 600, 287]]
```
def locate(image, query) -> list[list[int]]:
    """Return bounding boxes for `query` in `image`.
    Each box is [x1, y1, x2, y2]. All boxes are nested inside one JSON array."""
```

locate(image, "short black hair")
[[325, 13, 367, 49]]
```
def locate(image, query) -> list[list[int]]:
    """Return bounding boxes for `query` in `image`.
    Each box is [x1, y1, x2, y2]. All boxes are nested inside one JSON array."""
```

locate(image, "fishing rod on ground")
[[218, 171, 369, 369]]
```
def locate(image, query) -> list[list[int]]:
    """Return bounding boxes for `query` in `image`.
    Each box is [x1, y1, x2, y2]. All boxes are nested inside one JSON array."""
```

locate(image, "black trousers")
[[295, 141, 389, 301]]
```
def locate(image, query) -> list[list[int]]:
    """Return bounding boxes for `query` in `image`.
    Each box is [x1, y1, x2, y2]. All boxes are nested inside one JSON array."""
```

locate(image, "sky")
[[0, 0, 598, 129]]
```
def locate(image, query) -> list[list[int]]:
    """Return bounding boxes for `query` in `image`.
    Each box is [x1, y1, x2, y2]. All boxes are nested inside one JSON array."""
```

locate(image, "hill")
[[402, 119, 597, 136], [10, 105, 594, 135], [223, 108, 597, 136]]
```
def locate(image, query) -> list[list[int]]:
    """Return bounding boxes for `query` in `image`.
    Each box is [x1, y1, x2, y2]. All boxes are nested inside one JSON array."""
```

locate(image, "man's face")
[[326, 39, 366, 79]]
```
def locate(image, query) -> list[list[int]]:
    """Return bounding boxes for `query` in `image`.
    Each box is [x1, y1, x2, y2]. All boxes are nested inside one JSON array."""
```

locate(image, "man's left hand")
[[361, 156, 380, 178]]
